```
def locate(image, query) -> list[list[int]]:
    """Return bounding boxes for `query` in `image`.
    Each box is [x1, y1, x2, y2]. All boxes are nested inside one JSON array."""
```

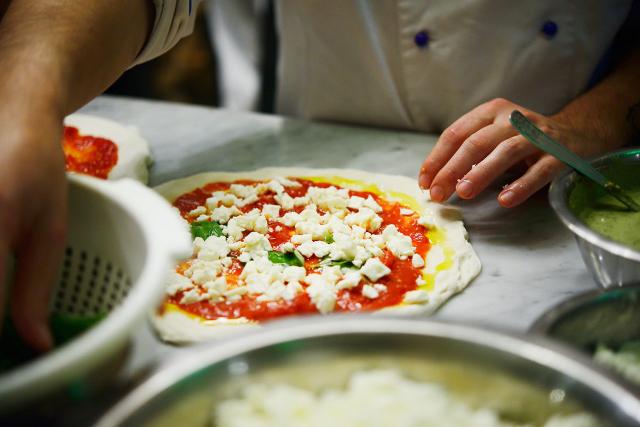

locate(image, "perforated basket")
[[0, 174, 191, 412]]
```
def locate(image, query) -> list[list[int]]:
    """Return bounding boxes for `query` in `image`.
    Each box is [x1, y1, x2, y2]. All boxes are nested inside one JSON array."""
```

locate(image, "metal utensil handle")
[[510, 110, 640, 212], [509, 111, 609, 186]]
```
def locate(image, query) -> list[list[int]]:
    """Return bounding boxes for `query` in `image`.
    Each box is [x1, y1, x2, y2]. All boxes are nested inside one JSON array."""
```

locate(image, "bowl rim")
[[95, 316, 640, 426], [548, 147, 640, 262], [530, 284, 640, 335]]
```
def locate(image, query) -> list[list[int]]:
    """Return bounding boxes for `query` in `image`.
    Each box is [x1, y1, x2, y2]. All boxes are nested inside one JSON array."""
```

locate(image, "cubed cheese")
[[360, 258, 391, 281]]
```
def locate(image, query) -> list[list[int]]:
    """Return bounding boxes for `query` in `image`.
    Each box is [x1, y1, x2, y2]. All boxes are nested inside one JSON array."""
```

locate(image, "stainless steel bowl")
[[532, 285, 640, 348], [549, 147, 640, 288], [531, 285, 640, 389], [96, 317, 640, 426]]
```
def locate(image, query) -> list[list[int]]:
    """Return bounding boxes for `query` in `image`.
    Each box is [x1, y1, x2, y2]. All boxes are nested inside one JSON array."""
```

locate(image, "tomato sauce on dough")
[[62, 126, 118, 179], [168, 179, 431, 321]]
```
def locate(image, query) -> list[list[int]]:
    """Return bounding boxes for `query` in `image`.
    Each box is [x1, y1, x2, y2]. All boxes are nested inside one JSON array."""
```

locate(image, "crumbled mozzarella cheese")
[[335, 271, 362, 290], [195, 214, 210, 222], [282, 281, 303, 300], [418, 212, 437, 228], [236, 194, 259, 207], [412, 254, 425, 268], [275, 176, 302, 187], [291, 233, 313, 244], [400, 208, 414, 216], [165, 271, 193, 296], [348, 196, 365, 210], [242, 232, 273, 260], [345, 208, 382, 232], [265, 179, 286, 194], [280, 211, 301, 227], [191, 262, 222, 285], [363, 195, 382, 213], [197, 236, 230, 261], [329, 234, 358, 260], [305, 274, 337, 314], [360, 258, 391, 281], [382, 225, 415, 259], [210, 206, 241, 224], [203, 276, 228, 295], [214, 370, 593, 427], [261, 204, 281, 219], [180, 288, 206, 304], [362, 284, 380, 299], [283, 266, 306, 283], [352, 246, 373, 268], [188, 206, 207, 217], [307, 186, 349, 212], [373, 283, 387, 292], [205, 195, 220, 210], [229, 184, 256, 199], [280, 242, 295, 252], [275, 193, 295, 210], [296, 221, 329, 240], [297, 241, 330, 258], [293, 196, 310, 206]]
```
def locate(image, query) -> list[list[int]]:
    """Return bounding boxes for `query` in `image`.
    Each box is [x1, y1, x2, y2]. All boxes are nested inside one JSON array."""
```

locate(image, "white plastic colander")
[[0, 173, 191, 411]]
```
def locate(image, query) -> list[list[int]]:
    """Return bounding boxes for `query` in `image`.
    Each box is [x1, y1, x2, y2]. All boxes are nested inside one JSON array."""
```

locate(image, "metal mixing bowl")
[[548, 148, 640, 287], [95, 317, 640, 426], [532, 285, 640, 350], [532, 285, 640, 391]]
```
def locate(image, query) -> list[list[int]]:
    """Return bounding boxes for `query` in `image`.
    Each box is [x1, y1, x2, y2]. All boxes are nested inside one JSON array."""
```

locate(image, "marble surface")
[[67, 95, 599, 422]]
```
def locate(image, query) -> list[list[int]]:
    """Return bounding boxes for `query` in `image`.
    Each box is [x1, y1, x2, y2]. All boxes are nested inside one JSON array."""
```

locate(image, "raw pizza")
[[153, 168, 481, 343], [63, 114, 151, 183]]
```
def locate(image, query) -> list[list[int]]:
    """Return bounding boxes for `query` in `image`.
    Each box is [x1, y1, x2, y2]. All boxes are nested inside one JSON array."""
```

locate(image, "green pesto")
[[568, 162, 640, 251]]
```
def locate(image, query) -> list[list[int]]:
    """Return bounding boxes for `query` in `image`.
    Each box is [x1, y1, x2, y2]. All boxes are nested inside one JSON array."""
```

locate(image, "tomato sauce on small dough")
[[62, 126, 118, 179], [169, 179, 431, 321]]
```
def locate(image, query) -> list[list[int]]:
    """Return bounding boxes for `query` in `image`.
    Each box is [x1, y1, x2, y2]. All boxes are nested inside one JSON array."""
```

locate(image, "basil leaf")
[[190, 221, 223, 240], [324, 234, 335, 244], [268, 251, 304, 267]]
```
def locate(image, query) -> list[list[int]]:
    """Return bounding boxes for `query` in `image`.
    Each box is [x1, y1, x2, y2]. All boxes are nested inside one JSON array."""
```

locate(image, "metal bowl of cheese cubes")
[[96, 317, 640, 426]]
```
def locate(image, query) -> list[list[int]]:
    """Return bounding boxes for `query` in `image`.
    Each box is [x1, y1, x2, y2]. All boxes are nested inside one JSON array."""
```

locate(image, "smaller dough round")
[[64, 114, 152, 184]]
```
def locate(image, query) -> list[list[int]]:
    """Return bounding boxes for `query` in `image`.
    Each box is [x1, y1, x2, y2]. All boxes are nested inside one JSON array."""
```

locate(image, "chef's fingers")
[[10, 210, 67, 352], [455, 134, 538, 199], [498, 155, 565, 208], [419, 107, 496, 190], [429, 124, 519, 202]]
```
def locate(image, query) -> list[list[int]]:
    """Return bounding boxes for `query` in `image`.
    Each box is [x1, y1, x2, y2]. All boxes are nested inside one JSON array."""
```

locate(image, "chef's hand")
[[418, 32, 640, 208], [0, 92, 68, 352], [0, 0, 154, 351], [418, 99, 590, 207], [418, 96, 632, 207]]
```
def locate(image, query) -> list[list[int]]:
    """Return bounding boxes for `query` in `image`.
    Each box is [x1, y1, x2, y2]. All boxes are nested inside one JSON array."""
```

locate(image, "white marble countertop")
[[55, 94, 600, 424]]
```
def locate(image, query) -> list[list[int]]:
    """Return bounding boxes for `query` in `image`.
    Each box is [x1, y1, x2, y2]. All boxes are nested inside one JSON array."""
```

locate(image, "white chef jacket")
[[139, 0, 633, 132]]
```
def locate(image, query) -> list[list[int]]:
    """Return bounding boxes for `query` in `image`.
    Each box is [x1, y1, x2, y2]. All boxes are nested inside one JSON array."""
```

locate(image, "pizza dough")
[[152, 168, 481, 343], [64, 114, 152, 183]]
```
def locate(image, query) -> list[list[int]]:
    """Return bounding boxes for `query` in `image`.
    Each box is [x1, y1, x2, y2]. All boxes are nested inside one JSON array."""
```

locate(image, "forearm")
[[0, 0, 153, 117], [553, 46, 640, 155]]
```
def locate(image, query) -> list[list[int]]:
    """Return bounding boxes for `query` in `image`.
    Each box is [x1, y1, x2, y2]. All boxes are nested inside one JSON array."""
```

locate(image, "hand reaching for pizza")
[[418, 97, 624, 208]]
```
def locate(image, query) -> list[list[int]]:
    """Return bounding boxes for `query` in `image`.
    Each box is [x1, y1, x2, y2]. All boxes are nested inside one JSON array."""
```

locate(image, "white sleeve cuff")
[[134, 0, 202, 65]]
